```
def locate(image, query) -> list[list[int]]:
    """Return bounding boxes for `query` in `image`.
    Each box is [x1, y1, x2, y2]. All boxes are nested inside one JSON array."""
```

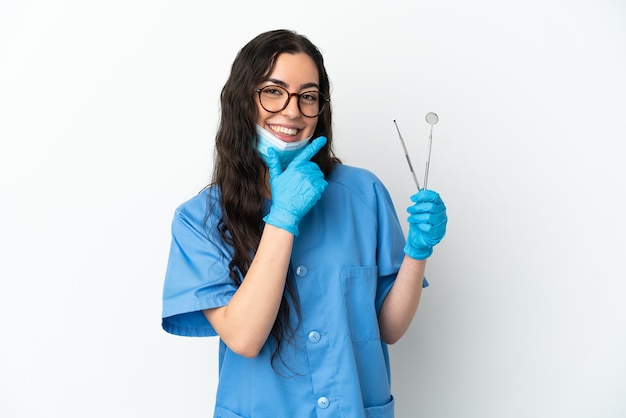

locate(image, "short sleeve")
[[161, 190, 237, 337], [373, 179, 406, 277], [373, 179, 429, 314], [371, 179, 402, 312]]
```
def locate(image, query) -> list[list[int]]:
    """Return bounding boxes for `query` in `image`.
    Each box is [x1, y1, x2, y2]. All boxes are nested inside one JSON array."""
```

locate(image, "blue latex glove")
[[263, 136, 328, 236], [404, 189, 447, 260]]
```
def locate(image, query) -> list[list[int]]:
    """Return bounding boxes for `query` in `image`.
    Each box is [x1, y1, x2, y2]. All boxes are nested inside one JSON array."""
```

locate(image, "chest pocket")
[[340, 266, 380, 342]]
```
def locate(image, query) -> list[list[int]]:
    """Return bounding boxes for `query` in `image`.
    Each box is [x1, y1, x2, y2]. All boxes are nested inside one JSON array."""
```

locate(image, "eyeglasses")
[[255, 85, 330, 118]]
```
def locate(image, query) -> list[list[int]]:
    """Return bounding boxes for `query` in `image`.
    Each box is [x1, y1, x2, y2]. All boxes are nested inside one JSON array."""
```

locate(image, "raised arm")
[[378, 189, 447, 344], [203, 225, 294, 357], [204, 137, 328, 357]]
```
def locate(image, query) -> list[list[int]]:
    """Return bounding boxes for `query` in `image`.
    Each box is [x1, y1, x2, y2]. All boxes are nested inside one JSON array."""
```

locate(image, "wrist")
[[403, 242, 433, 260], [263, 205, 300, 236]]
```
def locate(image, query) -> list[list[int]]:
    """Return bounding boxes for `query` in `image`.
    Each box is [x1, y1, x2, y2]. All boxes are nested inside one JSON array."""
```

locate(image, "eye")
[[262, 86, 285, 97], [300, 91, 319, 103]]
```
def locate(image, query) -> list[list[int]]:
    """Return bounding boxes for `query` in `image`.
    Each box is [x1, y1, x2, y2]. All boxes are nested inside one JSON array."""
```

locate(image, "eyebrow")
[[267, 78, 320, 90]]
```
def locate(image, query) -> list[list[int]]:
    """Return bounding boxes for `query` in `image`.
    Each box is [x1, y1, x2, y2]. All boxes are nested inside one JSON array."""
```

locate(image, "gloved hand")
[[263, 136, 328, 236], [404, 189, 447, 260]]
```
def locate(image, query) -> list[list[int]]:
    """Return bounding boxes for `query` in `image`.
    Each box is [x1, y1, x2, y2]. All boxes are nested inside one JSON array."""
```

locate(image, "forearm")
[[203, 224, 294, 357], [378, 255, 427, 344]]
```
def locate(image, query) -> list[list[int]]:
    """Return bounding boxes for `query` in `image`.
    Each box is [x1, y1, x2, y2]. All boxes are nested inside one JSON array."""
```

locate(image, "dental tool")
[[393, 119, 421, 191], [423, 112, 439, 190]]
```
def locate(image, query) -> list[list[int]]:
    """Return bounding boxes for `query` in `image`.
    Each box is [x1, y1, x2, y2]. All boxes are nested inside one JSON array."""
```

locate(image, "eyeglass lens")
[[258, 85, 326, 117]]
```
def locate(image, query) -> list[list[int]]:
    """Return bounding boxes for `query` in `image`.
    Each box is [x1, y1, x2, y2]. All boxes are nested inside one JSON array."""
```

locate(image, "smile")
[[269, 125, 299, 136]]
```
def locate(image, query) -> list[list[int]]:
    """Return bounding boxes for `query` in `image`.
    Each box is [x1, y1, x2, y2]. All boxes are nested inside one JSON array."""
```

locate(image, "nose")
[[281, 93, 301, 116]]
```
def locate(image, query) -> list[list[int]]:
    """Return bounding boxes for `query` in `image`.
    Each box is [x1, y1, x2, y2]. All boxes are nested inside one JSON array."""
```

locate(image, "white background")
[[1, 1, 625, 417]]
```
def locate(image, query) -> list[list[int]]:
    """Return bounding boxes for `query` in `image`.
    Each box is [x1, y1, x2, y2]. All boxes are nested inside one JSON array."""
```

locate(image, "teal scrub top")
[[162, 164, 426, 418]]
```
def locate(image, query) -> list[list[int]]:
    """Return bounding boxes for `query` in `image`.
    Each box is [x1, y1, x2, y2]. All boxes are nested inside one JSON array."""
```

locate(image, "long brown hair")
[[209, 30, 340, 369]]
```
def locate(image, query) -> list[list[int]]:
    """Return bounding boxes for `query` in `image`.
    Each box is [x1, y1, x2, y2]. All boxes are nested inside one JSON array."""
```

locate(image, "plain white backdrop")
[[1, 1, 625, 417]]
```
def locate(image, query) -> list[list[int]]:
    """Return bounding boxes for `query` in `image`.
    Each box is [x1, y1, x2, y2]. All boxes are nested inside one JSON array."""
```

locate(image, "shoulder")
[[171, 186, 221, 231], [328, 163, 384, 187], [325, 163, 394, 209], [327, 164, 388, 195]]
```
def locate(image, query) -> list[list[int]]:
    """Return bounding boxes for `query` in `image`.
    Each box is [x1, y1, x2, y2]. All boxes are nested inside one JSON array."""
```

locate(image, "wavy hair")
[[208, 30, 340, 370]]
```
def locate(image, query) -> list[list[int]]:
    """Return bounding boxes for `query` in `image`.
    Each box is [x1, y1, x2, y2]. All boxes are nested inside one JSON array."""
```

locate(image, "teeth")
[[270, 125, 298, 136]]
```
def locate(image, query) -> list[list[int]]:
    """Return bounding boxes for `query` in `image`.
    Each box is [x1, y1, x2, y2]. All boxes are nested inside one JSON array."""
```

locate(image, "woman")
[[162, 29, 447, 418]]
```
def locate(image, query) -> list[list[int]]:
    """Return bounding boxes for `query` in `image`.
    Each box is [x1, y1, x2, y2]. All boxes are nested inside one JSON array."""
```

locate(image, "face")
[[256, 52, 320, 143]]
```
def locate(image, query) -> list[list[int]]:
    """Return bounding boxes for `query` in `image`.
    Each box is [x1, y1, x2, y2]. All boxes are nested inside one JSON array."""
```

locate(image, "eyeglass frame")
[[254, 85, 331, 118]]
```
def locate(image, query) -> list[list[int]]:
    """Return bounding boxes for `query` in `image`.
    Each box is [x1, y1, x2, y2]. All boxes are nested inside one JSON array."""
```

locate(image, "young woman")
[[162, 29, 447, 418]]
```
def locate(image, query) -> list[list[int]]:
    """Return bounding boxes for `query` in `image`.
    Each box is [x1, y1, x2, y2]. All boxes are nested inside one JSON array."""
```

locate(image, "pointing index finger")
[[292, 136, 327, 164]]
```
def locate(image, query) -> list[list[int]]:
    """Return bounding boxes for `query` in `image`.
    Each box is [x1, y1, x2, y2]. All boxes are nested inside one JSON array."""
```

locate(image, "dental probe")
[[393, 119, 421, 191]]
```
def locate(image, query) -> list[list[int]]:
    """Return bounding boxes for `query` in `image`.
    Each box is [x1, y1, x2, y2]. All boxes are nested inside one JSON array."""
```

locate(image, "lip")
[[267, 124, 303, 143]]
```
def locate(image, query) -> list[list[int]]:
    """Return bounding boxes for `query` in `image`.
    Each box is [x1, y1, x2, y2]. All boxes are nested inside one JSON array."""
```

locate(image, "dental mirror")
[[423, 112, 438, 190], [425, 112, 439, 125]]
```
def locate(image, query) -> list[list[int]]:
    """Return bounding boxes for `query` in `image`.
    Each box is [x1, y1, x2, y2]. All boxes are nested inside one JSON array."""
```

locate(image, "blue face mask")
[[256, 125, 312, 169]]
